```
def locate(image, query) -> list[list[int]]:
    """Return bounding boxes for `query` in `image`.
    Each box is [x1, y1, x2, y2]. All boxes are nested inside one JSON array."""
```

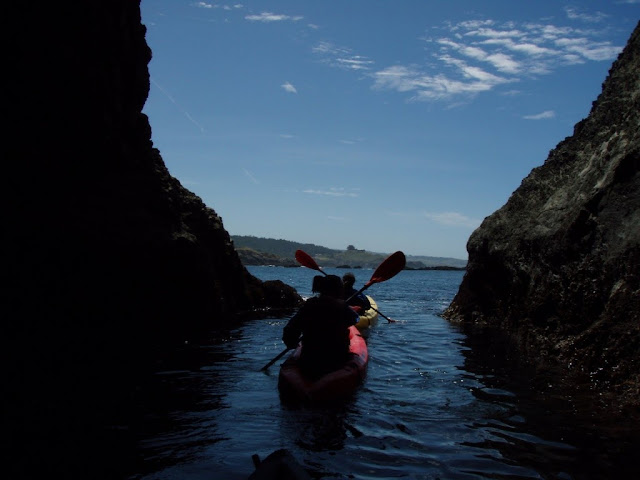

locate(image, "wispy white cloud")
[[440, 40, 522, 74], [563, 41, 623, 61], [312, 41, 374, 71], [336, 56, 374, 70], [242, 167, 260, 184], [194, 2, 243, 10], [424, 211, 481, 228], [280, 133, 295, 139], [151, 79, 205, 133], [372, 64, 508, 101], [564, 7, 608, 23], [303, 187, 359, 197], [327, 215, 350, 222], [501, 89, 522, 96], [281, 81, 298, 93], [486, 53, 521, 74], [180, 179, 200, 186], [523, 110, 555, 120], [439, 55, 510, 84], [370, 16, 623, 103], [339, 137, 364, 145], [245, 12, 303, 22], [388, 210, 481, 228], [463, 26, 524, 40]]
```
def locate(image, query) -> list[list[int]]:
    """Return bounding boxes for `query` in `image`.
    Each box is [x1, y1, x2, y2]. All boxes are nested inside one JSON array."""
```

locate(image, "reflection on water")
[[127, 335, 237, 477], [283, 405, 357, 452], [459, 328, 639, 479], [127, 267, 639, 480]]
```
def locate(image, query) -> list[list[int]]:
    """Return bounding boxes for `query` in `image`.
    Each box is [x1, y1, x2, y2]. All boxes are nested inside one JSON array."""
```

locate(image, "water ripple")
[[127, 267, 640, 480]]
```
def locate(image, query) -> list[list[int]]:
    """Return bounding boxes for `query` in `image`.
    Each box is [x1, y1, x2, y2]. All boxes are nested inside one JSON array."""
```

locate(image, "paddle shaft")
[[260, 346, 292, 371], [370, 306, 396, 323], [345, 284, 370, 304]]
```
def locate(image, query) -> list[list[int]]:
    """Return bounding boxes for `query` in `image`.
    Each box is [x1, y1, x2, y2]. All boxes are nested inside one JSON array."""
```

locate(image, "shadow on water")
[[127, 330, 238, 478], [457, 327, 640, 479]]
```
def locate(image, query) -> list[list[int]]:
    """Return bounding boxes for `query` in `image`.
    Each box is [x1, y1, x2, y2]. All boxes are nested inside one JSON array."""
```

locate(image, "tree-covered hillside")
[[231, 236, 335, 259], [232, 235, 466, 269]]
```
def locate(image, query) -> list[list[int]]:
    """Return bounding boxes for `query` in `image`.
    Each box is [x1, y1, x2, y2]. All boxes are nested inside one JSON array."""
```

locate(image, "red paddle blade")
[[367, 251, 406, 286], [295, 249, 322, 272]]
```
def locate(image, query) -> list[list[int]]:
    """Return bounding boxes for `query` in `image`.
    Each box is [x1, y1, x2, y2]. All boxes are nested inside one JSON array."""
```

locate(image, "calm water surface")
[[128, 266, 638, 479]]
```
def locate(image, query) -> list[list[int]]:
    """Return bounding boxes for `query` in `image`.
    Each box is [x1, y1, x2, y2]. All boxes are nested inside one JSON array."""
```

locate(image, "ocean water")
[[127, 266, 638, 479]]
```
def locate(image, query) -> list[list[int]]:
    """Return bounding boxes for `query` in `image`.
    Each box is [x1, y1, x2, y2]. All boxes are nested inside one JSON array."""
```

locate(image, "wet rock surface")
[[445, 22, 640, 414]]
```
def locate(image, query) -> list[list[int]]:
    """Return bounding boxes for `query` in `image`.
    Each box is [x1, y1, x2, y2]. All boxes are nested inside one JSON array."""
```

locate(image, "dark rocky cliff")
[[5, 1, 299, 477], [444, 22, 640, 413]]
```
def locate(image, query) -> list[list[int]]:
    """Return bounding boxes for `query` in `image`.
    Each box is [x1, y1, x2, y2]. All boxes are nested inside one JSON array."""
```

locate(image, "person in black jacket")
[[282, 275, 359, 377], [342, 272, 372, 313]]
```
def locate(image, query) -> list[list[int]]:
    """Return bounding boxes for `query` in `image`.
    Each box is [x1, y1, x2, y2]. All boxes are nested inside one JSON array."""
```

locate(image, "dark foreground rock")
[[5, 2, 300, 478], [444, 22, 640, 415]]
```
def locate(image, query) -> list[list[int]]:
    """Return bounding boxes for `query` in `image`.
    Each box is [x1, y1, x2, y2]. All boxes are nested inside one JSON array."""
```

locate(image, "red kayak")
[[278, 325, 368, 404]]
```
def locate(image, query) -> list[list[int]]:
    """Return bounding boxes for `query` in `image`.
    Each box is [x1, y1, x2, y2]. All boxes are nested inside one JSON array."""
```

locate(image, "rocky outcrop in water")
[[6, 2, 300, 477], [444, 22, 640, 413]]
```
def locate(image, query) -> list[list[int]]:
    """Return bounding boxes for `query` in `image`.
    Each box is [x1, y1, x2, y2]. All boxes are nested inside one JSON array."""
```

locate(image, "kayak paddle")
[[295, 249, 327, 275], [298, 249, 405, 322], [260, 347, 292, 372], [345, 250, 406, 302], [260, 249, 406, 372], [369, 306, 397, 323]]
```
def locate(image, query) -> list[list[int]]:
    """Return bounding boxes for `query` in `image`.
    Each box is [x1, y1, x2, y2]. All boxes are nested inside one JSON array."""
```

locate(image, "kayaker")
[[342, 272, 372, 313], [282, 275, 359, 378]]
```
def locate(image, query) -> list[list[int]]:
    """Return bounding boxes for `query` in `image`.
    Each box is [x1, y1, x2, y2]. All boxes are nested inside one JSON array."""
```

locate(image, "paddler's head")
[[342, 272, 355, 288], [312, 274, 344, 298]]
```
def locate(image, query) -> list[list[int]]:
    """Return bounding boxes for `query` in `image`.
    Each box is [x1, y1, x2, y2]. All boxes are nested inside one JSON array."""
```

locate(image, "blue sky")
[[141, 1, 638, 260]]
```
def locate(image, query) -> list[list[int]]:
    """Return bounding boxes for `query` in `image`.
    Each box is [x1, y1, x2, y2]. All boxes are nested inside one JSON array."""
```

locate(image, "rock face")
[[444, 22, 640, 412], [8, 0, 300, 361], [6, 2, 300, 477], [8, 0, 302, 343]]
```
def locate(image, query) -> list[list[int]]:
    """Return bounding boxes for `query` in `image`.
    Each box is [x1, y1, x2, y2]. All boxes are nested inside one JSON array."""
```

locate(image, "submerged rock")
[[444, 22, 640, 413]]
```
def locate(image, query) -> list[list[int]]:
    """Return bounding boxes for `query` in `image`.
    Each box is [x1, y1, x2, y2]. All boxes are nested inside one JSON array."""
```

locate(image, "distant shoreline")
[[233, 236, 467, 269], [246, 263, 466, 272]]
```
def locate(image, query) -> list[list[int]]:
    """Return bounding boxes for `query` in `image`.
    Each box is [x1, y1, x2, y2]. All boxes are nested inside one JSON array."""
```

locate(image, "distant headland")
[[232, 235, 467, 270]]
